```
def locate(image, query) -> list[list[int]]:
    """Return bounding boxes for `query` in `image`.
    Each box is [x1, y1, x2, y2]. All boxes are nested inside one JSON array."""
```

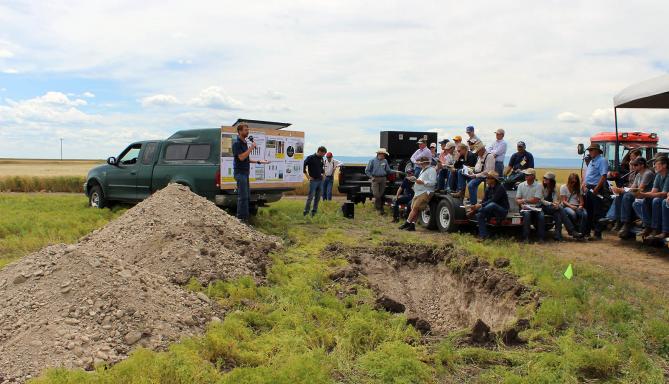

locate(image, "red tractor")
[[578, 131, 663, 182]]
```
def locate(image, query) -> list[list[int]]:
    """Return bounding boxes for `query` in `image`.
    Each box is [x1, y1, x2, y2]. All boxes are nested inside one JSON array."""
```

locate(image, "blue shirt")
[[652, 172, 669, 192], [232, 136, 250, 174], [585, 154, 608, 186], [365, 157, 391, 177]]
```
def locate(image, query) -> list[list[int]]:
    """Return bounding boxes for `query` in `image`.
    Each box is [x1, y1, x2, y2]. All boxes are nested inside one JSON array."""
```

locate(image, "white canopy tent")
[[610, 74, 669, 165]]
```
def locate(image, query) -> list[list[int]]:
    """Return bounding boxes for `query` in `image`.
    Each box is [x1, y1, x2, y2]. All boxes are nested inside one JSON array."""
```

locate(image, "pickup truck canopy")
[[614, 74, 669, 108], [232, 119, 292, 130]]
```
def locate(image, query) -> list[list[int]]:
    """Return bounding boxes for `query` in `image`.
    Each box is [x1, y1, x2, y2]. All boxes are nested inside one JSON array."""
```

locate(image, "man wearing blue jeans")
[[516, 168, 545, 242], [466, 141, 496, 205], [468, 171, 508, 239], [634, 155, 669, 239], [582, 143, 608, 240], [322, 152, 342, 201], [303, 146, 327, 216], [617, 157, 654, 238], [232, 123, 269, 222]]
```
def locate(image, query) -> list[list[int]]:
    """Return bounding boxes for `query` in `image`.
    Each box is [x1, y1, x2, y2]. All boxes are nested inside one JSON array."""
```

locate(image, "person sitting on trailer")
[[429, 142, 439, 166], [503, 141, 534, 189], [602, 149, 642, 230], [631, 154, 669, 239], [516, 168, 545, 243], [451, 143, 477, 198], [400, 157, 437, 231], [617, 157, 655, 238], [465, 141, 496, 206], [468, 171, 509, 240], [410, 139, 432, 176], [392, 168, 415, 223], [558, 172, 587, 239], [540, 172, 563, 241], [437, 141, 456, 191], [465, 125, 480, 147]]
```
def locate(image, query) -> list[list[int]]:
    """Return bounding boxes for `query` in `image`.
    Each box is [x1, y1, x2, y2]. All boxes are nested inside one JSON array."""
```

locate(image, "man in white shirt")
[[410, 139, 432, 176], [516, 168, 545, 242], [487, 129, 507, 175], [322, 152, 343, 201], [400, 157, 436, 231]]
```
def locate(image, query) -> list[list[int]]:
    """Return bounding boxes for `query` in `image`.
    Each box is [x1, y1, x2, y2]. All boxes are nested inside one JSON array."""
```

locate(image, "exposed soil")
[[540, 233, 669, 298], [325, 241, 536, 339], [0, 184, 281, 383]]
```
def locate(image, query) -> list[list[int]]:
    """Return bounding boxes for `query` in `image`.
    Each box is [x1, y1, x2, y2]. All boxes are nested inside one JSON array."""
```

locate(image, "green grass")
[[0, 194, 125, 268], [6, 198, 667, 383]]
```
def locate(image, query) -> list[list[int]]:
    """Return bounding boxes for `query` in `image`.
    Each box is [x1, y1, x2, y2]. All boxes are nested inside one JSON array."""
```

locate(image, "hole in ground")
[[325, 241, 536, 340]]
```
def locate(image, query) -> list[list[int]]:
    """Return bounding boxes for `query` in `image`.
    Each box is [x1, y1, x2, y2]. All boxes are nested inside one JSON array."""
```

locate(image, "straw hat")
[[522, 168, 536, 176], [376, 148, 389, 156]]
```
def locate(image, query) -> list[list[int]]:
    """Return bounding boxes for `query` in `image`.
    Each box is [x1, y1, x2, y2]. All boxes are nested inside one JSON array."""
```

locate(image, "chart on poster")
[[220, 126, 305, 189]]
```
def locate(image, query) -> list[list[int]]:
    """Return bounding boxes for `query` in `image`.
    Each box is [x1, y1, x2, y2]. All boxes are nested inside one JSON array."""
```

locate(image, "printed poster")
[[220, 127, 305, 189]]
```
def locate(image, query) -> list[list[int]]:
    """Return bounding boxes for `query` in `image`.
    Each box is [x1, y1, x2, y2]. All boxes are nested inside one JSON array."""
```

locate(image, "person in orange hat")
[[322, 152, 342, 201]]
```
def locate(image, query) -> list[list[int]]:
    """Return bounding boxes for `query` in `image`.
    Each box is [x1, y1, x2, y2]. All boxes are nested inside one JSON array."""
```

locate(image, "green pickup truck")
[[84, 128, 289, 214]]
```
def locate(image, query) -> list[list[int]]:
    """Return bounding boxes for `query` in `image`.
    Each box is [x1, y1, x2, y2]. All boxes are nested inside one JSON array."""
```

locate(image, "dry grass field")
[[0, 159, 103, 177]]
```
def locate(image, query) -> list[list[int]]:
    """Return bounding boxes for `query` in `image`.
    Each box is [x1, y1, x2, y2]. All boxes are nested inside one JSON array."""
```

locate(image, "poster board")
[[220, 126, 305, 190]]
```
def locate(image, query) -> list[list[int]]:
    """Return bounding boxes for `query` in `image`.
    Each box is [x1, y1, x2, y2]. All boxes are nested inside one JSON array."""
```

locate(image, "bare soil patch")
[[0, 184, 280, 383], [325, 241, 536, 340]]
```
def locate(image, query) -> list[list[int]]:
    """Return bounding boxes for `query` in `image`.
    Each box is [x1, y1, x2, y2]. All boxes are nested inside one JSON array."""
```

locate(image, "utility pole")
[[60, 138, 63, 161]]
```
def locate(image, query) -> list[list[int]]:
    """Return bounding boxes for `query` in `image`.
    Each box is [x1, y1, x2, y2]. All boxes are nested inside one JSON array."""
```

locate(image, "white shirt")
[[410, 147, 432, 164], [473, 152, 496, 177], [323, 158, 342, 176], [413, 166, 437, 197], [487, 139, 507, 161]]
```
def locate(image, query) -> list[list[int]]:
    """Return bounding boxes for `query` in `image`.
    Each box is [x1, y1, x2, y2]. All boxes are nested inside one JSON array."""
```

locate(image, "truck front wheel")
[[88, 185, 108, 209]]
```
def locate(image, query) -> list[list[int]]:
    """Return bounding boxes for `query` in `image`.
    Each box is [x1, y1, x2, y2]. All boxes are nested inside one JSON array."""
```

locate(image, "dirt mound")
[[0, 184, 281, 382], [325, 241, 535, 337]]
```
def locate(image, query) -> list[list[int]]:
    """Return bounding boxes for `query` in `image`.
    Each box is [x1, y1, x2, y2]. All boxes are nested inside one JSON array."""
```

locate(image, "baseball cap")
[[630, 157, 646, 166], [417, 139, 426, 145], [522, 168, 536, 176], [430, 142, 437, 148], [453, 135, 462, 141], [444, 142, 455, 150], [516, 141, 526, 148], [326, 152, 333, 157], [543, 172, 556, 180], [439, 139, 450, 145], [494, 128, 505, 135], [466, 125, 475, 133]]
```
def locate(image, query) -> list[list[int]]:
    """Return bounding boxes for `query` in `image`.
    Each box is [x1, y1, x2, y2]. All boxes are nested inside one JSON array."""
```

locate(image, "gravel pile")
[[0, 184, 281, 383]]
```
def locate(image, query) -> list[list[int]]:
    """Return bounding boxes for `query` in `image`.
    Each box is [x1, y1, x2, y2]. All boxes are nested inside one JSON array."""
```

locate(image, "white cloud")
[[0, 92, 94, 125], [264, 90, 286, 100], [0, 49, 14, 59], [82, 91, 95, 98], [189, 86, 243, 109], [557, 112, 581, 123], [139, 94, 180, 107], [1, 68, 19, 74]]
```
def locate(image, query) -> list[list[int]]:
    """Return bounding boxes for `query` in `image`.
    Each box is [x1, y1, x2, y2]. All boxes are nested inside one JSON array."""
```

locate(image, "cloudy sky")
[[1, 0, 668, 159]]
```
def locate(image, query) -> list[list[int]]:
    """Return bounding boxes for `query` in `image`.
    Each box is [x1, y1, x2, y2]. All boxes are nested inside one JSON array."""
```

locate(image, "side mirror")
[[577, 143, 585, 155], [107, 157, 118, 166]]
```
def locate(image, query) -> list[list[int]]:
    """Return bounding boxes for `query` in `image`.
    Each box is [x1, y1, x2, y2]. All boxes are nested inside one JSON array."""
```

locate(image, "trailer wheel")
[[417, 201, 437, 230], [435, 199, 456, 232]]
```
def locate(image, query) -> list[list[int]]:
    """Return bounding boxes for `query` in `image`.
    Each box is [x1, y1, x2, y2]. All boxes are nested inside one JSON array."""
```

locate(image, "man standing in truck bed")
[[303, 146, 327, 217]]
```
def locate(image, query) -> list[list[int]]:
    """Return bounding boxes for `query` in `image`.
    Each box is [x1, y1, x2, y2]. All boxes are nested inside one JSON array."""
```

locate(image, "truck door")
[[136, 141, 161, 200], [106, 143, 142, 201]]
